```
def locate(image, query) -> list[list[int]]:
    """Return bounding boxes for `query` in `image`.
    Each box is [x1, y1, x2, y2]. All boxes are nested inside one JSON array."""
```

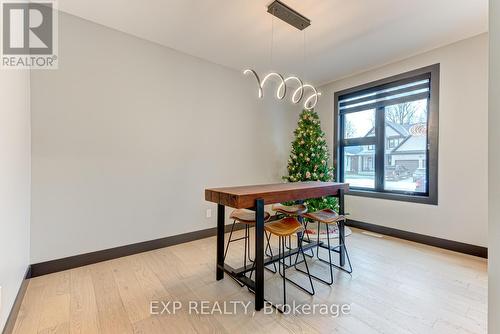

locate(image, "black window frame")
[[334, 64, 439, 205]]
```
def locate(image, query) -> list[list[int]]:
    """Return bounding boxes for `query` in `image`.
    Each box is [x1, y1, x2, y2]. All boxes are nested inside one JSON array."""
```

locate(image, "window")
[[362, 156, 374, 171], [343, 145, 375, 188], [334, 64, 439, 205]]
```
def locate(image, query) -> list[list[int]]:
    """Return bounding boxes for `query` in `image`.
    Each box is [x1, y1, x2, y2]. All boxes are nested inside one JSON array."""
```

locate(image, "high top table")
[[205, 181, 349, 310]]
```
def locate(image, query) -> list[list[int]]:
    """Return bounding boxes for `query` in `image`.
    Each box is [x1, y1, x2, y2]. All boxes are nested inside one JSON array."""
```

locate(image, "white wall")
[[30, 12, 295, 263], [0, 70, 31, 330], [489, 0, 499, 332], [311, 34, 488, 246]]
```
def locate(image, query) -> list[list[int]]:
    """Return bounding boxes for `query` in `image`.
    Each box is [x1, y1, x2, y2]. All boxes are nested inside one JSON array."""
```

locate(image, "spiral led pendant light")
[[243, 1, 320, 110]]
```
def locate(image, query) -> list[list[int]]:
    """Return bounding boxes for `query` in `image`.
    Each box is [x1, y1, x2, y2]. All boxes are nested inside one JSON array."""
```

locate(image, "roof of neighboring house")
[[392, 135, 426, 153], [364, 121, 410, 138], [345, 146, 374, 156], [388, 122, 410, 137], [344, 146, 363, 155]]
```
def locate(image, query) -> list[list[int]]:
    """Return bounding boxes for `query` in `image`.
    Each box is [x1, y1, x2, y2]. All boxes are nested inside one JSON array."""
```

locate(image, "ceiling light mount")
[[267, 0, 311, 31]]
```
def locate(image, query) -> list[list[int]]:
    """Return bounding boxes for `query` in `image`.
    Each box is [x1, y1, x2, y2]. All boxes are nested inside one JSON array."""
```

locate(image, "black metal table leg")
[[254, 198, 265, 310], [338, 189, 346, 267], [216, 204, 225, 280]]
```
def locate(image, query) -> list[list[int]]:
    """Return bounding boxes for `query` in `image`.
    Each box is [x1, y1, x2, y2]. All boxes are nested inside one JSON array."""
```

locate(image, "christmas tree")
[[283, 109, 338, 213]]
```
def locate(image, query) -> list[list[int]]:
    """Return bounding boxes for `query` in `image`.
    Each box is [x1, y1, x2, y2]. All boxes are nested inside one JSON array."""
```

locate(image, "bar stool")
[[272, 203, 308, 217], [255, 217, 315, 312], [272, 203, 311, 258], [224, 209, 276, 280], [297, 209, 353, 285]]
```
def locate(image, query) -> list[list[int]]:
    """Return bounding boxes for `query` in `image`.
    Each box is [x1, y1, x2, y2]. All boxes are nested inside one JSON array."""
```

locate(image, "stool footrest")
[[229, 236, 248, 242]]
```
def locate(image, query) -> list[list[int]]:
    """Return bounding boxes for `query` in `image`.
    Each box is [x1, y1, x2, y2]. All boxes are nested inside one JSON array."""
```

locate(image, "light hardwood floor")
[[12, 228, 487, 334]]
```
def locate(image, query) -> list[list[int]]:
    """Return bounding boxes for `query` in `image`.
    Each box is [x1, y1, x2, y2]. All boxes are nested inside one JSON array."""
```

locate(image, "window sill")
[[346, 189, 438, 205]]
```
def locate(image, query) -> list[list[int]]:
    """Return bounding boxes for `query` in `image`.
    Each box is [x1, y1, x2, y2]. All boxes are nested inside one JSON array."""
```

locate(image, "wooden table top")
[[205, 181, 349, 208]]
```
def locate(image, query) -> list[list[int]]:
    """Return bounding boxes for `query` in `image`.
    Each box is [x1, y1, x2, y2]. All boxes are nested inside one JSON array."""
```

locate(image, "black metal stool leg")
[[277, 236, 282, 277], [295, 221, 314, 260], [249, 225, 272, 266], [313, 222, 335, 285], [265, 235, 273, 257], [288, 229, 316, 295], [340, 226, 353, 273], [297, 232, 315, 296], [296, 221, 334, 285], [243, 224, 248, 276], [245, 228, 281, 274], [251, 231, 277, 277], [245, 224, 254, 263], [223, 220, 237, 260], [223, 220, 245, 287], [316, 222, 321, 258], [302, 221, 314, 258], [278, 232, 316, 295], [264, 231, 277, 273], [322, 220, 353, 274], [248, 222, 315, 314]]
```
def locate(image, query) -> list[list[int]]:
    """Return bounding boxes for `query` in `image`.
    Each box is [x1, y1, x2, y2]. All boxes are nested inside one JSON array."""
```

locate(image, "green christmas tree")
[[283, 109, 338, 213]]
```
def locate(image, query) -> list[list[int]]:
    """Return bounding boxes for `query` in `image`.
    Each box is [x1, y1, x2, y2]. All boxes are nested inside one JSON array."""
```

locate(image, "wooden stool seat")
[[229, 209, 271, 223], [229, 209, 271, 224], [264, 217, 304, 237], [272, 204, 308, 216], [302, 209, 345, 224]]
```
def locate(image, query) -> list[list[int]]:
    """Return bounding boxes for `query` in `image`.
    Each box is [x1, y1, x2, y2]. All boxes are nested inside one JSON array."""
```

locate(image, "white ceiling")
[[59, 0, 488, 85]]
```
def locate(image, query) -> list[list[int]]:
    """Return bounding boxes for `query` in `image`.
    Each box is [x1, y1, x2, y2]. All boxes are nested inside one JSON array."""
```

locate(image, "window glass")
[[343, 145, 375, 189], [384, 99, 428, 193], [343, 109, 375, 139]]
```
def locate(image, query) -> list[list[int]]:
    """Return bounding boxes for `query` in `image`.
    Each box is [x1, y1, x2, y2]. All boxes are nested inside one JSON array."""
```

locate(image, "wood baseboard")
[[2, 267, 31, 334], [29, 224, 245, 278], [346, 219, 487, 258]]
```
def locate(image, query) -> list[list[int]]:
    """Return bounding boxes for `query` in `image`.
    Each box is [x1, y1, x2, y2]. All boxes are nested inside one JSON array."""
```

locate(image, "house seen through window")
[[335, 64, 439, 204]]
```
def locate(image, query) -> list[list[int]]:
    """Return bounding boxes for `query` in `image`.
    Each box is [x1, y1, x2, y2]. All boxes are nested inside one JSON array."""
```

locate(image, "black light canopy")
[[267, 0, 311, 31]]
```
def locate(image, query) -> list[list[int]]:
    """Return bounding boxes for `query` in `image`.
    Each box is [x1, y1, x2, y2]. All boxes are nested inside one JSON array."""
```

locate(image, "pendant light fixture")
[[244, 0, 320, 110]]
